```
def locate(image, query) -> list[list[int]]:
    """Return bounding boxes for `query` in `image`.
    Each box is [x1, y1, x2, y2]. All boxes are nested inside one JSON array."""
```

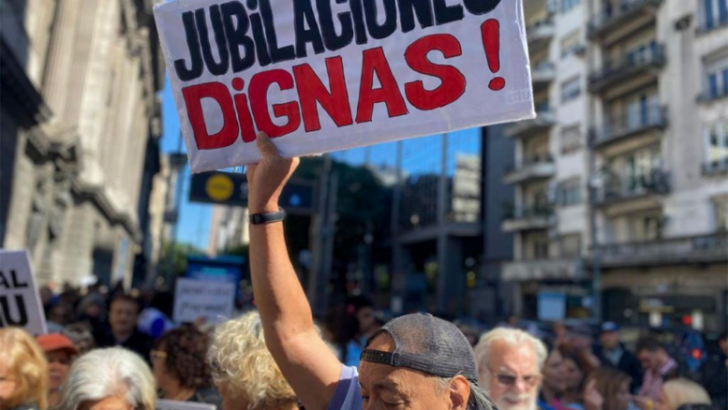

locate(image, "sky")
[[161, 78, 212, 251]]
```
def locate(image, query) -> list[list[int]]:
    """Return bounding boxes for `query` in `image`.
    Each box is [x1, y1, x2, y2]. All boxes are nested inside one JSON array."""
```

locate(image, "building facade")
[[1, 0, 164, 288], [505, 0, 728, 331]]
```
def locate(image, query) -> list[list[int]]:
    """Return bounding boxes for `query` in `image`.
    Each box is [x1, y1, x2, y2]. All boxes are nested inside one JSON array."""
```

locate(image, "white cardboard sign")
[[157, 399, 216, 410], [0, 250, 48, 335], [155, 0, 534, 172], [173, 278, 235, 324]]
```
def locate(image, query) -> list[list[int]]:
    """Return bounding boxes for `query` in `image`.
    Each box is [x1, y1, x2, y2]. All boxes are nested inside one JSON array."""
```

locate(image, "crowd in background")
[[0, 282, 726, 410]]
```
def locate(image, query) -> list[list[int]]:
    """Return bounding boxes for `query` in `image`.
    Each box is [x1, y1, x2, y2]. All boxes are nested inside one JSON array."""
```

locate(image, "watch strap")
[[249, 208, 286, 225]]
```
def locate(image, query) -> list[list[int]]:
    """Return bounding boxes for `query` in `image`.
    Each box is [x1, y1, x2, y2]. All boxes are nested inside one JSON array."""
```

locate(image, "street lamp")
[[588, 163, 606, 323]]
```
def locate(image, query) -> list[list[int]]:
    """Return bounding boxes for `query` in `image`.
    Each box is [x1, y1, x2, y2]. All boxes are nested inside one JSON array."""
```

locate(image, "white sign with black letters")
[[173, 278, 235, 324], [0, 250, 48, 335]]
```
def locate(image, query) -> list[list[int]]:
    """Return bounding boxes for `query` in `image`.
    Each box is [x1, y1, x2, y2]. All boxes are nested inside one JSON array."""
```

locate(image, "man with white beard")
[[475, 328, 549, 410]]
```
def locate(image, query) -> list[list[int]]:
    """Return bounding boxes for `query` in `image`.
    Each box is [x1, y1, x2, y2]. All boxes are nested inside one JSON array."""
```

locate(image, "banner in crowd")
[[0, 250, 47, 335], [157, 399, 216, 410], [173, 278, 235, 324], [155, 0, 534, 172]]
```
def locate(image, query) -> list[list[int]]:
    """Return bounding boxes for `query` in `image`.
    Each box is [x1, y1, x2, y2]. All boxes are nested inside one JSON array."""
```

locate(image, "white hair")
[[54, 348, 155, 410], [473, 327, 548, 390]]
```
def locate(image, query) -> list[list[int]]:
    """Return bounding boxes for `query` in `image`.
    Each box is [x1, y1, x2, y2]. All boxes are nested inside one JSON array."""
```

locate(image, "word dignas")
[[174, 0, 501, 81], [183, 34, 468, 150]]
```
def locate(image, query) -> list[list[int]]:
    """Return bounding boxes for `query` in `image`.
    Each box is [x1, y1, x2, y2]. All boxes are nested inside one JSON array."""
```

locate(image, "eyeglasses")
[[490, 369, 541, 387], [150, 350, 167, 360]]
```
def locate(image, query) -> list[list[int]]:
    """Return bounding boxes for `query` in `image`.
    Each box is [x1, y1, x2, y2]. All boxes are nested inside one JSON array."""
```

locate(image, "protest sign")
[[157, 399, 216, 410], [155, 0, 534, 172], [0, 250, 47, 335], [173, 277, 235, 324]]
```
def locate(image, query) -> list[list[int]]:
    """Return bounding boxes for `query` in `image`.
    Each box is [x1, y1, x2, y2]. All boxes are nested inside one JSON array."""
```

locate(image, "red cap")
[[36, 333, 79, 355]]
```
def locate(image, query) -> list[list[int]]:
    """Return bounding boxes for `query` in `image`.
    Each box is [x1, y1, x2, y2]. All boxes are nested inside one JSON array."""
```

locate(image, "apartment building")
[[504, 0, 728, 331]]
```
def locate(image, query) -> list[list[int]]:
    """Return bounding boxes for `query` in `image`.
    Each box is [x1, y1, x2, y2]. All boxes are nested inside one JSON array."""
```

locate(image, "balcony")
[[595, 169, 671, 207], [592, 104, 667, 149], [702, 157, 728, 176], [502, 258, 585, 281], [504, 157, 556, 185], [527, 18, 555, 54], [588, 0, 663, 42], [502, 204, 555, 232], [505, 111, 556, 139], [589, 44, 666, 94], [597, 233, 728, 268], [532, 62, 556, 93]]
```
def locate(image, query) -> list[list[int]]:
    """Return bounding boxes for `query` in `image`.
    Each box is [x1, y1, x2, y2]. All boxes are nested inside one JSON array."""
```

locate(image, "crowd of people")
[[1, 133, 726, 410]]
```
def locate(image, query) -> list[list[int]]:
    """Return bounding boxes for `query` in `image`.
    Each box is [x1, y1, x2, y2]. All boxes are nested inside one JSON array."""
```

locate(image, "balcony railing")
[[596, 169, 671, 205], [588, 0, 663, 40], [597, 232, 728, 267], [589, 44, 666, 93], [504, 157, 556, 184], [502, 258, 585, 281], [527, 18, 555, 53], [505, 110, 556, 138], [702, 157, 728, 176], [593, 104, 668, 148], [502, 203, 555, 232]]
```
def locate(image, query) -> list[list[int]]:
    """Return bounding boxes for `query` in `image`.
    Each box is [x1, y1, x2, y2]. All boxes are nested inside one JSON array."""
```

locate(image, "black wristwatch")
[[249, 207, 286, 225]]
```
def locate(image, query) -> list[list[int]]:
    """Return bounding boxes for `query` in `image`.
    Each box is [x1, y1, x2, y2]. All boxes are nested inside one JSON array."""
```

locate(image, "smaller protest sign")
[[156, 399, 216, 410], [173, 278, 235, 324], [0, 250, 47, 335]]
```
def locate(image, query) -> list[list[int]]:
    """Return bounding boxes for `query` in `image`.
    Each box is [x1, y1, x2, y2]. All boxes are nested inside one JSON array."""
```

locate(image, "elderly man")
[[245, 132, 494, 410], [474, 328, 548, 410]]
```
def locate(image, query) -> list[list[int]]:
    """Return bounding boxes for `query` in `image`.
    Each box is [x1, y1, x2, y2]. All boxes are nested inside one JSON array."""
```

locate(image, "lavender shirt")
[[327, 365, 363, 410]]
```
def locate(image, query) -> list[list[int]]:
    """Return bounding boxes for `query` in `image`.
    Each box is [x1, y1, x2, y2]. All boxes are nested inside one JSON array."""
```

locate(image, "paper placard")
[[154, 0, 534, 172], [173, 278, 235, 324], [0, 250, 48, 335]]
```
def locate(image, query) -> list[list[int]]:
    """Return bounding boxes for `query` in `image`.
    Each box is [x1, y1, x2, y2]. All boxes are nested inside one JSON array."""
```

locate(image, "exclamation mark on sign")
[[481, 19, 506, 91]]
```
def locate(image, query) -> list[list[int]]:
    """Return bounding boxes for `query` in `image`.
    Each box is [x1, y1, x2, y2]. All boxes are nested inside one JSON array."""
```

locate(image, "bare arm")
[[247, 132, 343, 410]]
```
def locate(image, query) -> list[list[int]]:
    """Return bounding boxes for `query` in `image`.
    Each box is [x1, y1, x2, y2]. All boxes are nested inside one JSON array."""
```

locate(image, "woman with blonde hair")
[[208, 311, 298, 410], [54, 348, 155, 410], [0, 328, 49, 410], [656, 378, 712, 410]]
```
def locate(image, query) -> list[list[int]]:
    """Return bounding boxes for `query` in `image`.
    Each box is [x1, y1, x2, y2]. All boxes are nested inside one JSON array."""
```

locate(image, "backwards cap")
[[360, 313, 495, 410]]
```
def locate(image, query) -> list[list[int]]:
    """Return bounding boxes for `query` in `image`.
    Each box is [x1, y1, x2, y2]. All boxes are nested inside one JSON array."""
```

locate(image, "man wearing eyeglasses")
[[474, 328, 549, 410]]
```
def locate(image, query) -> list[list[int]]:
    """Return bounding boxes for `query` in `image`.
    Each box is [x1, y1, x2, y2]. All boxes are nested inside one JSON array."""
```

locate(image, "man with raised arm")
[[246, 132, 496, 410]]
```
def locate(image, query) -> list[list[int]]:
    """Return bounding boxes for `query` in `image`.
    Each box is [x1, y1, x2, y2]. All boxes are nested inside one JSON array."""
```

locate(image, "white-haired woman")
[[208, 311, 299, 410], [54, 348, 155, 410]]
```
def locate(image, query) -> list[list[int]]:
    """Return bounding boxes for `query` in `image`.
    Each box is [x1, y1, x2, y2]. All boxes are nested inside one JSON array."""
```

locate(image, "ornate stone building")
[[1, 0, 164, 288]]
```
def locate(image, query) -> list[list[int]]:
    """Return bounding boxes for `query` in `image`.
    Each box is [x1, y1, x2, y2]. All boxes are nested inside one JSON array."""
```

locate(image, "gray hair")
[[473, 327, 548, 389], [54, 348, 155, 410]]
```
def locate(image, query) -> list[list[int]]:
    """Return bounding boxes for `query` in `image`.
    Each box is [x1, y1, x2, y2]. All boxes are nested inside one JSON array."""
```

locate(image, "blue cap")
[[601, 321, 619, 333]]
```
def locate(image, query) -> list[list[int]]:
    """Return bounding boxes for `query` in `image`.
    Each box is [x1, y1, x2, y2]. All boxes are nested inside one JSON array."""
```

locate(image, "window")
[[703, 0, 728, 31], [629, 213, 663, 242], [705, 122, 728, 166], [561, 77, 581, 103], [560, 0, 581, 13], [557, 179, 582, 207], [560, 30, 581, 59], [560, 124, 582, 154], [705, 55, 728, 100], [714, 197, 728, 231], [559, 234, 582, 257]]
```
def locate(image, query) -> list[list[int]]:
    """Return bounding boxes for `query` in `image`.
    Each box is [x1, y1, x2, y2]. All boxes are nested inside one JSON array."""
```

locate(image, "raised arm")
[[246, 132, 343, 410]]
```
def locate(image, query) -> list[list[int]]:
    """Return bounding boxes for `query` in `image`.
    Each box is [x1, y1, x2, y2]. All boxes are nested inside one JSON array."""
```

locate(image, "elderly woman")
[[0, 328, 48, 410], [54, 348, 155, 410], [655, 379, 712, 410], [151, 326, 222, 408], [208, 311, 298, 410], [35, 333, 79, 407]]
